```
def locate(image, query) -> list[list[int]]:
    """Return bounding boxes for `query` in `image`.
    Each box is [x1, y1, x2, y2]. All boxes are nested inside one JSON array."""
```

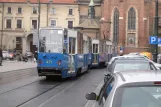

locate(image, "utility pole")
[[1, 3, 4, 48], [38, 0, 40, 43], [154, 0, 158, 63]]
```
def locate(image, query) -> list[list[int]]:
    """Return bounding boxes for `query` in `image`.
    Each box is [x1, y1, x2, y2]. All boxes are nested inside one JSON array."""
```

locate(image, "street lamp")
[[154, 0, 159, 63], [145, 0, 159, 62], [0, 3, 4, 48], [26, 0, 53, 43]]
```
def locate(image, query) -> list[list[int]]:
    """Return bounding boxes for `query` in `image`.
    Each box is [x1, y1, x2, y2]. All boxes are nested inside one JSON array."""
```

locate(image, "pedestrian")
[[34, 51, 38, 63], [0, 48, 3, 66]]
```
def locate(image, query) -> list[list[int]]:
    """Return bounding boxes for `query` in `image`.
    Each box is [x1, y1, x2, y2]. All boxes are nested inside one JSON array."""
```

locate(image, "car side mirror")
[[104, 72, 111, 83], [86, 92, 97, 100]]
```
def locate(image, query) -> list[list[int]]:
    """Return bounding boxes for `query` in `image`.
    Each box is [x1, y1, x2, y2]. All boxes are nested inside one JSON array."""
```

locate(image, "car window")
[[150, 63, 157, 70], [98, 77, 114, 106], [113, 86, 161, 107], [113, 62, 151, 72]]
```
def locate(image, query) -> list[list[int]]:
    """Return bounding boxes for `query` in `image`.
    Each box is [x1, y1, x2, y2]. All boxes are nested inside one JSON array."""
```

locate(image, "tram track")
[[0, 77, 62, 107], [0, 76, 45, 96], [15, 82, 61, 107]]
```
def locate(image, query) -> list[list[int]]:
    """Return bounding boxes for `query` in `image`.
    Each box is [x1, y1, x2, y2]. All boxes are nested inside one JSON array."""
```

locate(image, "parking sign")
[[158, 38, 161, 44], [149, 36, 158, 44]]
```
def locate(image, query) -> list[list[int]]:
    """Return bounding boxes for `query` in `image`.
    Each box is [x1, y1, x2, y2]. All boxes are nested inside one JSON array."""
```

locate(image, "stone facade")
[[77, 0, 101, 23], [0, 0, 79, 54], [101, 0, 161, 54]]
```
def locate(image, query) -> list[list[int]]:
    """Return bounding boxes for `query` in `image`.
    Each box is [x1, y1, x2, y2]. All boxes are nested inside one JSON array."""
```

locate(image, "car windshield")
[[113, 86, 161, 107], [113, 62, 152, 72]]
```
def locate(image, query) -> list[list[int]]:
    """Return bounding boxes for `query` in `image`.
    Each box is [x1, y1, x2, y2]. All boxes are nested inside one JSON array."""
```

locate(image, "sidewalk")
[[0, 60, 37, 73]]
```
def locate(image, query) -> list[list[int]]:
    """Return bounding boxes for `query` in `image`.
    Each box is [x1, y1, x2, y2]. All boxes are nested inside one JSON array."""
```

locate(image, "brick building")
[[101, 0, 161, 54]]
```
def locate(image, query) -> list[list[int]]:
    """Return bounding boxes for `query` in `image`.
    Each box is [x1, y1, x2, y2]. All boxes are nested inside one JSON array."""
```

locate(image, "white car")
[[124, 54, 161, 69], [2, 51, 9, 60], [86, 71, 161, 107]]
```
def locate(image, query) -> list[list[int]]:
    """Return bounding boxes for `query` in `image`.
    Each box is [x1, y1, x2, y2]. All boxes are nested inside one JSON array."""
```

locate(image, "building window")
[[32, 20, 37, 29], [33, 7, 38, 14], [68, 21, 73, 28], [17, 19, 22, 28], [113, 8, 119, 46], [128, 7, 136, 30], [69, 9, 73, 15], [51, 8, 56, 14], [7, 7, 11, 13], [6, 19, 12, 28], [50, 20, 56, 27], [18, 7, 22, 14]]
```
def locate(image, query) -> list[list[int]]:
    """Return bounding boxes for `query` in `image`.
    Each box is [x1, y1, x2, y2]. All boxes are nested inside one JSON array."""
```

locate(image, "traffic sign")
[[158, 38, 161, 44], [149, 36, 158, 44]]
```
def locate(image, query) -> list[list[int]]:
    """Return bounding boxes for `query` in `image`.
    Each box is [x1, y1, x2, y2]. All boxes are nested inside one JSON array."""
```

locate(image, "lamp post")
[[153, 0, 159, 63], [145, 0, 159, 62], [0, 3, 4, 48]]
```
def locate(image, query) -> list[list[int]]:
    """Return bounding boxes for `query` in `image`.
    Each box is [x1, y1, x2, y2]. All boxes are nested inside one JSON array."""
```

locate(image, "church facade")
[[101, 0, 161, 54]]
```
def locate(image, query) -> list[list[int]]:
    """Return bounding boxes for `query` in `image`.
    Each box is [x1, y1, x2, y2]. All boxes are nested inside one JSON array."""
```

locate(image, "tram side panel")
[[38, 53, 73, 78]]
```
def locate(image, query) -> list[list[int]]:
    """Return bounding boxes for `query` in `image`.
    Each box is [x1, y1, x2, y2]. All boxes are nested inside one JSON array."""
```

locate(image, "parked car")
[[26, 51, 33, 58], [107, 57, 157, 74], [86, 71, 161, 107], [2, 51, 9, 60], [8, 52, 16, 60], [128, 52, 140, 55], [157, 54, 161, 64], [123, 54, 161, 69]]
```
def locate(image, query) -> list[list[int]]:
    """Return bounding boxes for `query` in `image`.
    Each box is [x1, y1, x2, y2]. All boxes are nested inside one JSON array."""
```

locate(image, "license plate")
[[46, 60, 52, 64]]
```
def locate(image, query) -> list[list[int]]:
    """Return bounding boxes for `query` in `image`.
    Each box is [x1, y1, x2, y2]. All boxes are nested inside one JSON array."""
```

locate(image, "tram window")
[[72, 38, 76, 54], [69, 37, 76, 54], [69, 39, 71, 54], [93, 44, 98, 53], [96, 44, 98, 53]]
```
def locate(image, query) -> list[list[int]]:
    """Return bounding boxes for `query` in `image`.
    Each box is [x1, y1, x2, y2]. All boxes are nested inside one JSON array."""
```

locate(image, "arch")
[[113, 8, 119, 46], [26, 33, 37, 53], [128, 7, 136, 30]]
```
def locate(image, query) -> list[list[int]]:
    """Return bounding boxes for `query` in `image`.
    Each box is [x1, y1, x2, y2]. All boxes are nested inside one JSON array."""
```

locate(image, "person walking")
[[34, 51, 38, 63], [0, 48, 3, 66]]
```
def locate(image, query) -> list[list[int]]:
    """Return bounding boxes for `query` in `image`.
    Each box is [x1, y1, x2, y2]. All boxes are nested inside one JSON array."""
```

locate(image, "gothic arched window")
[[128, 7, 136, 30], [113, 8, 119, 45]]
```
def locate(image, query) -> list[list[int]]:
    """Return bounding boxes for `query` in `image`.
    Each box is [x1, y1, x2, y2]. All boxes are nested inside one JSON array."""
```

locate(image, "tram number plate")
[[46, 60, 52, 64]]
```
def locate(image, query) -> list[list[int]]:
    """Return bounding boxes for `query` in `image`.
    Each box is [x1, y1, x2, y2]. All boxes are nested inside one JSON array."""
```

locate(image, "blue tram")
[[37, 27, 114, 79]]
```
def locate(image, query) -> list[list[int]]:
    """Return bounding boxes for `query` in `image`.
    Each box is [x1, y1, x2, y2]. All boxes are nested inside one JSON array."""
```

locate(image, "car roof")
[[115, 71, 161, 85], [108, 55, 146, 65], [114, 58, 149, 63]]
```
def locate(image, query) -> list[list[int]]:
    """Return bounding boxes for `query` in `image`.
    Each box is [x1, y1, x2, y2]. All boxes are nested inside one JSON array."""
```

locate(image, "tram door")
[[68, 37, 77, 73], [92, 40, 99, 65]]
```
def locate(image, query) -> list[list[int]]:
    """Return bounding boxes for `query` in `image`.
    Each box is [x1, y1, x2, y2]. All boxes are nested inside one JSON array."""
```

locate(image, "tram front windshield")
[[39, 29, 63, 53]]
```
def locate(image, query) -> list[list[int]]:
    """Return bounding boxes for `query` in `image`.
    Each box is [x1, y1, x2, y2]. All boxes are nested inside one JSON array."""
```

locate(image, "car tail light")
[[10, 54, 13, 57], [154, 82, 161, 84], [57, 60, 61, 66], [38, 59, 42, 64]]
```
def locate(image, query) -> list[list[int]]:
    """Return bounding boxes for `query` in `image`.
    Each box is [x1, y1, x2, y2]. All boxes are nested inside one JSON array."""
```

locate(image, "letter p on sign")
[[149, 36, 158, 44]]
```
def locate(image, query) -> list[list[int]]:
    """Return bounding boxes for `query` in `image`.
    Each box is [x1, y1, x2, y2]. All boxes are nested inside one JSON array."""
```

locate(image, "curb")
[[84, 80, 104, 107]]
